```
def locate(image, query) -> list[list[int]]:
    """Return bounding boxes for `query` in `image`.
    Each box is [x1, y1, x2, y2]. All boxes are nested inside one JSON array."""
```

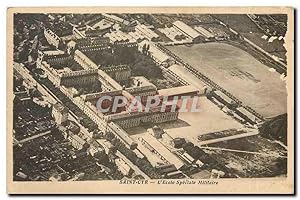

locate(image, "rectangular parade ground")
[[166, 42, 287, 118]]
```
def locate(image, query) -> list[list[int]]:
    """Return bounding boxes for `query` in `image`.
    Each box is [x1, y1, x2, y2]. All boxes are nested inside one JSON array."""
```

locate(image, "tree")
[[259, 114, 287, 145], [105, 132, 115, 141], [142, 44, 147, 54], [182, 142, 194, 151], [114, 47, 136, 65], [112, 137, 121, 146]]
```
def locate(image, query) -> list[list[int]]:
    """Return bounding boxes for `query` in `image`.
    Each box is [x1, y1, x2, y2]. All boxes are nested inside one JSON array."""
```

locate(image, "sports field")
[[166, 43, 287, 118]]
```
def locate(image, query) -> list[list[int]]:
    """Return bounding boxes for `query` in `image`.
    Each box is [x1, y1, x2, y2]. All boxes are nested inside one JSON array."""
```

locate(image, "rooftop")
[[213, 90, 234, 104], [158, 85, 199, 97], [173, 21, 201, 39], [139, 40, 171, 63], [194, 26, 215, 38], [72, 134, 86, 145], [141, 134, 185, 169], [236, 107, 257, 122]]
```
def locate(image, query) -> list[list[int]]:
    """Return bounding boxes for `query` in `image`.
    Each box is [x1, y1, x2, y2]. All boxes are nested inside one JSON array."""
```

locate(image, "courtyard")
[[157, 96, 244, 144]]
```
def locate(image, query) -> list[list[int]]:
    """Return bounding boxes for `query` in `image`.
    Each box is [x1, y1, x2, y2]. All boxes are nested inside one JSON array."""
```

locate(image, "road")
[[14, 62, 57, 104], [14, 130, 52, 145]]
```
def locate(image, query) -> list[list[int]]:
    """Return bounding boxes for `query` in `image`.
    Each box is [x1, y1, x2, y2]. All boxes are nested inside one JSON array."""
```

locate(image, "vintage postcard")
[[7, 7, 294, 194]]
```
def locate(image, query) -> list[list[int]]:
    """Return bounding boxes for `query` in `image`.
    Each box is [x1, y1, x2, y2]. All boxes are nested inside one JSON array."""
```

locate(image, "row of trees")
[[75, 81, 102, 96], [141, 44, 150, 55], [86, 46, 164, 80], [259, 113, 287, 145]]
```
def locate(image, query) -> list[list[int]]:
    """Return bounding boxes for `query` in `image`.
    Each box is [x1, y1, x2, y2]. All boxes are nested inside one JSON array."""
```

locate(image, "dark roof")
[[53, 102, 69, 112]]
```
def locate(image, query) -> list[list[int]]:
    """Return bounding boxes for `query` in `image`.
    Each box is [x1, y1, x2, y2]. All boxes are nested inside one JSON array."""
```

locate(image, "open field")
[[157, 96, 244, 144], [204, 135, 287, 177], [166, 43, 287, 118]]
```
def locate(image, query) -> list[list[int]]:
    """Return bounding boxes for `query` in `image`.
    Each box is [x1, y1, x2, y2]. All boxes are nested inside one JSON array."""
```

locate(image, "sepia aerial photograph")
[[7, 7, 294, 194]]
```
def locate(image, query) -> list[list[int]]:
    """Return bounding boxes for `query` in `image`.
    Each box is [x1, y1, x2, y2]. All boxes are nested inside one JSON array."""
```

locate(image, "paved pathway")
[[198, 130, 259, 145]]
